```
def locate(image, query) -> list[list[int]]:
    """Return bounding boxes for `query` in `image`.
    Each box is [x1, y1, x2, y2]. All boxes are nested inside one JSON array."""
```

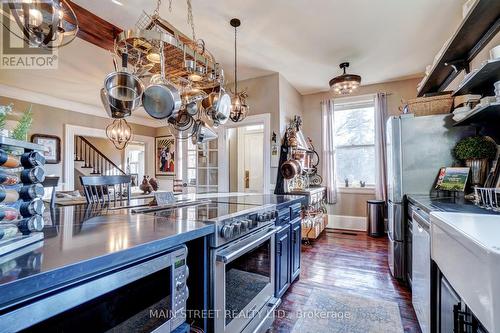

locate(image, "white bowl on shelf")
[[490, 45, 500, 60]]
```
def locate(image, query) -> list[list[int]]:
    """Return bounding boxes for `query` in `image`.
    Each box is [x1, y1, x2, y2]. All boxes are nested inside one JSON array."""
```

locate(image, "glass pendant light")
[[106, 119, 132, 150], [2, 0, 79, 49], [329, 62, 361, 95], [229, 18, 249, 123]]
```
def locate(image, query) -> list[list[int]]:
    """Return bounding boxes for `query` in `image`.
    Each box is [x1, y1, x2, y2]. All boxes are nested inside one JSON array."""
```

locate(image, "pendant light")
[[229, 18, 249, 123], [106, 119, 132, 150], [329, 62, 361, 95], [1, 0, 79, 49]]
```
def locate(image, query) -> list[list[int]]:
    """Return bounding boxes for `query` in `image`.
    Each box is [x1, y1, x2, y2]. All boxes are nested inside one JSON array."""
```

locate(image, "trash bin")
[[367, 200, 385, 237]]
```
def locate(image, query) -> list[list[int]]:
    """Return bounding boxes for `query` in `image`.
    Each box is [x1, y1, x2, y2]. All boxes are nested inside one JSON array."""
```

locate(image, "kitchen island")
[[0, 193, 305, 332]]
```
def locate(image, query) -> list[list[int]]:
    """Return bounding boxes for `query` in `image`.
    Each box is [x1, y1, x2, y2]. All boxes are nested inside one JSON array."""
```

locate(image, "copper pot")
[[281, 159, 302, 180]]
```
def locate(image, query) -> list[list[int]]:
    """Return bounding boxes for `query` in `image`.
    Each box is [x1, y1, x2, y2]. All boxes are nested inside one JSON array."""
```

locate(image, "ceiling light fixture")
[[329, 62, 361, 95], [111, 0, 124, 6], [1, 0, 79, 49], [229, 18, 249, 123], [106, 119, 132, 150]]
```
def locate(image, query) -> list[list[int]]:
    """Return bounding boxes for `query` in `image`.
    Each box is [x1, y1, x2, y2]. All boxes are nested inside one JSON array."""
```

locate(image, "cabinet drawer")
[[290, 203, 302, 221]]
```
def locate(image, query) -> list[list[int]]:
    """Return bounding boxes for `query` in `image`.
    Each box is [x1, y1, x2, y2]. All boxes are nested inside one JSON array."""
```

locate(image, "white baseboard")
[[326, 214, 367, 231]]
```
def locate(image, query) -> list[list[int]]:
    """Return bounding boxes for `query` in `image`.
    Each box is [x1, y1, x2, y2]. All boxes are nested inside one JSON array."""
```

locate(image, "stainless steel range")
[[208, 202, 280, 333], [139, 200, 281, 333]]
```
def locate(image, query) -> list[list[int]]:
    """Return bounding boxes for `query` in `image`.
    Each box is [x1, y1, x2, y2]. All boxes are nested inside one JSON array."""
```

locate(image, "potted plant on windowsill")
[[454, 136, 497, 186]]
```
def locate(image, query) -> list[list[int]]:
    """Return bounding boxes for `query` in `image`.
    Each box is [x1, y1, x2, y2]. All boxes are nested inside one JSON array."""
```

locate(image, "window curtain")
[[321, 99, 337, 204], [374, 93, 388, 202]]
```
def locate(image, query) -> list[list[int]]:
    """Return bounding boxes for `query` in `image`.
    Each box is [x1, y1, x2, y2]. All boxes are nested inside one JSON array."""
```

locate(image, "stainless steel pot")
[[191, 120, 218, 145], [203, 88, 231, 126], [281, 159, 302, 179], [103, 53, 144, 113], [142, 42, 181, 120], [101, 88, 130, 118]]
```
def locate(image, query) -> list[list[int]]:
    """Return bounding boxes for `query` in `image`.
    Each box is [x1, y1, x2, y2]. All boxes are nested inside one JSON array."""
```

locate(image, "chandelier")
[[1, 0, 79, 49], [106, 119, 132, 150], [329, 62, 361, 95], [229, 18, 249, 123]]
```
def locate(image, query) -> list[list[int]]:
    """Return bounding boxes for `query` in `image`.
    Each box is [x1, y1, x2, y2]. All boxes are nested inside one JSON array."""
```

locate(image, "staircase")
[[74, 136, 125, 176]]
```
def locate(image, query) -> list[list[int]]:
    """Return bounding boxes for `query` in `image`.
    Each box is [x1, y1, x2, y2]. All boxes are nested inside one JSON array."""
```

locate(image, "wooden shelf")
[[417, 0, 500, 97], [453, 59, 500, 96], [453, 102, 500, 126]]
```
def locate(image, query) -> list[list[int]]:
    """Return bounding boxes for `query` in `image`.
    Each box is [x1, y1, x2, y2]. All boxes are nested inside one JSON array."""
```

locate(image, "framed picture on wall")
[[155, 135, 175, 176], [31, 134, 61, 164]]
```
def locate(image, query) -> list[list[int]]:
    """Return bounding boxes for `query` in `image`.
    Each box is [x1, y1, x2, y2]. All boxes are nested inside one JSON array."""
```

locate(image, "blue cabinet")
[[290, 217, 301, 282], [275, 224, 290, 298]]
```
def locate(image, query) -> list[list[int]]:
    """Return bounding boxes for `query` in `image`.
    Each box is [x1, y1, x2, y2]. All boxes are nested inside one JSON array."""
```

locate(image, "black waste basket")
[[367, 200, 385, 237]]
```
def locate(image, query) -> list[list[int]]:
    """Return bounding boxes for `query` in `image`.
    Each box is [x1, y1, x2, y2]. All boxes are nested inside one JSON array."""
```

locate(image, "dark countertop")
[[407, 194, 500, 215], [0, 193, 303, 311], [0, 201, 214, 311]]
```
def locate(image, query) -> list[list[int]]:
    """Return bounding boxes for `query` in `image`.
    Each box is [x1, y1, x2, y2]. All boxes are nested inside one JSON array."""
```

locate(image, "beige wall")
[[0, 96, 156, 180], [301, 77, 421, 217], [278, 74, 303, 134]]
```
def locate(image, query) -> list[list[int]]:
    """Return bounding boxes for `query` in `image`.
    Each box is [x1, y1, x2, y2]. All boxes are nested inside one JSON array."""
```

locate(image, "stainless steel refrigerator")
[[386, 114, 473, 280]]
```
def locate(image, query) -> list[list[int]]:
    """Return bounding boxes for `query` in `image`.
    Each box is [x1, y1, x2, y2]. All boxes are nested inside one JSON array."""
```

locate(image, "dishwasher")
[[412, 207, 431, 333]]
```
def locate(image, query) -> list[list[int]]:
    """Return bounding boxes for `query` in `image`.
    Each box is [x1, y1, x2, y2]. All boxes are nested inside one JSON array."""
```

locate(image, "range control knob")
[[240, 219, 249, 231], [271, 211, 277, 219], [220, 224, 234, 239], [233, 222, 242, 236], [257, 214, 265, 222]]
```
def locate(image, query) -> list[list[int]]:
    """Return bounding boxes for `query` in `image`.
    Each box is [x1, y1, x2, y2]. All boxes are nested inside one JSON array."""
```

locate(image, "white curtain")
[[321, 99, 337, 204], [374, 93, 388, 202]]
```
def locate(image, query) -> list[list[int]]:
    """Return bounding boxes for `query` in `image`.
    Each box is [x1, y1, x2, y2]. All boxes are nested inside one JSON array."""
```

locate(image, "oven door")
[[2, 247, 187, 333], [213, 226, 277, 333]]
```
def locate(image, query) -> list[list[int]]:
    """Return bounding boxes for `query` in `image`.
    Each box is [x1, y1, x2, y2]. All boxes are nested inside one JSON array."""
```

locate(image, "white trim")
[[64, 124, 154, 190], [0, 84, 163, 128], [326, 214, 367, 231], [218, 113, 271, 194], [337, 186, 375, 194]]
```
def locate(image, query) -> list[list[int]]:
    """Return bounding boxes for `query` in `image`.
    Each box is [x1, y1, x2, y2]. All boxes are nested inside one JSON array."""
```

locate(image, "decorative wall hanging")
[[31, 134, 61, 164], [155, 135, 176, 176]]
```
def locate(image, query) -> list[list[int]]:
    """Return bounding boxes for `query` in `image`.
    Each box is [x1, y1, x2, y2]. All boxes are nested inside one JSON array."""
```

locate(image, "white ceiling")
[[0, 0, 464, 125]]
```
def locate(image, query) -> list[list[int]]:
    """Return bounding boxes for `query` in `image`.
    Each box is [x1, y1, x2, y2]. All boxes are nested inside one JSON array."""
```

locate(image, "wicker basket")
[[405, 94, 453, 116]]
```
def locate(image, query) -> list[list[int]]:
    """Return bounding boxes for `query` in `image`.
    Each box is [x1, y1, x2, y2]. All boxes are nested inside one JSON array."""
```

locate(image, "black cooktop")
[[143, 202, 261, 221], [210, 194, 304, 209]]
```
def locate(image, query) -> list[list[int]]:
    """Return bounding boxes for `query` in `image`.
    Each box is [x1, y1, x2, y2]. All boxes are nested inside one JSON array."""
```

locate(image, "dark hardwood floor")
[[271, 229, 421, 333]]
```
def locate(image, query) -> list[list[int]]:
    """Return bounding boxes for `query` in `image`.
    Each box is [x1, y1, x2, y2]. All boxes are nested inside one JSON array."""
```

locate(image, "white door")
[[238, 126, 264, 192]]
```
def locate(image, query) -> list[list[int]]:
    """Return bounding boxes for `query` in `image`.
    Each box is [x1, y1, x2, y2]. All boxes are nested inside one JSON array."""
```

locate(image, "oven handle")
[[216, 227, 277, 263]]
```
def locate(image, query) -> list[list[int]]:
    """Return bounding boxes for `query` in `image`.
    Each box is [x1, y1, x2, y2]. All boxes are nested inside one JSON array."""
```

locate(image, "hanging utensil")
[[207, 88, 230, 127], [142, 41, 182, 119], [191, 120, 217, 145], [101, 88, 131, 118], [281, 159, 302, 180], [103, 51, 144, 113]]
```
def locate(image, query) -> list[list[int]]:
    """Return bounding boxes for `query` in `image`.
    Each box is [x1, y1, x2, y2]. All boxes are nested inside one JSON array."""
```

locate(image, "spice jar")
[[16, 215, 44, 234], [0, 224, 18, 240], [0, 167, 46, 185], [0, 184, 44, 203], [7, 198, 45, 217], [0, 150, 45, 169], [0, 206, 19, 222]]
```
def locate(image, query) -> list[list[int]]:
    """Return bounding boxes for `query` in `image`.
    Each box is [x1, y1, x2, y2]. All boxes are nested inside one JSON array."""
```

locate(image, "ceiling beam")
[[66, 1, 122, 51]]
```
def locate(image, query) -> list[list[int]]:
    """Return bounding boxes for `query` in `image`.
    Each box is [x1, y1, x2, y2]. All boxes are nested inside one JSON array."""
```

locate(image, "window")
[[334, 99, 375, 187], [186, 139, 219, 194]]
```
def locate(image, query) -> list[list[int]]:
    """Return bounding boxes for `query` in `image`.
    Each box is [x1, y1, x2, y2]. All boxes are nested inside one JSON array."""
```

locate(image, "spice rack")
[[0, 136, 47, 256]]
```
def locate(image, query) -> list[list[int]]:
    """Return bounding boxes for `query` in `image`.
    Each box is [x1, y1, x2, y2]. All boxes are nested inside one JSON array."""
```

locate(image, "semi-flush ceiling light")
[[2, 0, 79, 49], [106, 119, 132, 150], [229, 18, 249, 123], [329, 62, 361, 95]]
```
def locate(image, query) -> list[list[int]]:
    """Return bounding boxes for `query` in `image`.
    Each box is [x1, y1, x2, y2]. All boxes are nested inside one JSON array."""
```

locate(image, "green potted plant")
[[454, 136, 497, 186]]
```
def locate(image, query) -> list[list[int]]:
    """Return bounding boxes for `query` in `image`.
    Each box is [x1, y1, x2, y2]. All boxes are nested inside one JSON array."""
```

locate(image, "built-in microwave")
[[1, 246, 189, 333]]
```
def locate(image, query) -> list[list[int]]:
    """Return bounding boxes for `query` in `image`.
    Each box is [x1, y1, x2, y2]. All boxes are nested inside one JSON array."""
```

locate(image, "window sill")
[[337, 187, 375, 195]]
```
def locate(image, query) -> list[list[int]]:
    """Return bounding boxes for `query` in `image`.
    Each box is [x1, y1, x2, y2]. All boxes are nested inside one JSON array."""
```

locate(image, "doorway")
[[125, 142, 146, 191], [228, 125, 264, 192]]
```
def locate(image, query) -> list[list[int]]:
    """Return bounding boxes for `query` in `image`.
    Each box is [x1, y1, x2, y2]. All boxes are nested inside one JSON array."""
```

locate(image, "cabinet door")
[[290, 217, 301, 282], [275, 225, 290, 298], [440, 275, 461, 333]]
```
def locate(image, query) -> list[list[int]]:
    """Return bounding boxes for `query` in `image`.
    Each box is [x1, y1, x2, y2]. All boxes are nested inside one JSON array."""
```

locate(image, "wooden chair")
[[80, 175, 131, 204]]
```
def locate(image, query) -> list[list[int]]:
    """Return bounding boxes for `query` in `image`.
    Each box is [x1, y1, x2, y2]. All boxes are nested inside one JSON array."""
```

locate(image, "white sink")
[[431, 212, 500, 333]]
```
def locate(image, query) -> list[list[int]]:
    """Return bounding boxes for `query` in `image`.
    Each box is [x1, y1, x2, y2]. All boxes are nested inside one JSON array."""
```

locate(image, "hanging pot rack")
[[113, 13, 222, 91]]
